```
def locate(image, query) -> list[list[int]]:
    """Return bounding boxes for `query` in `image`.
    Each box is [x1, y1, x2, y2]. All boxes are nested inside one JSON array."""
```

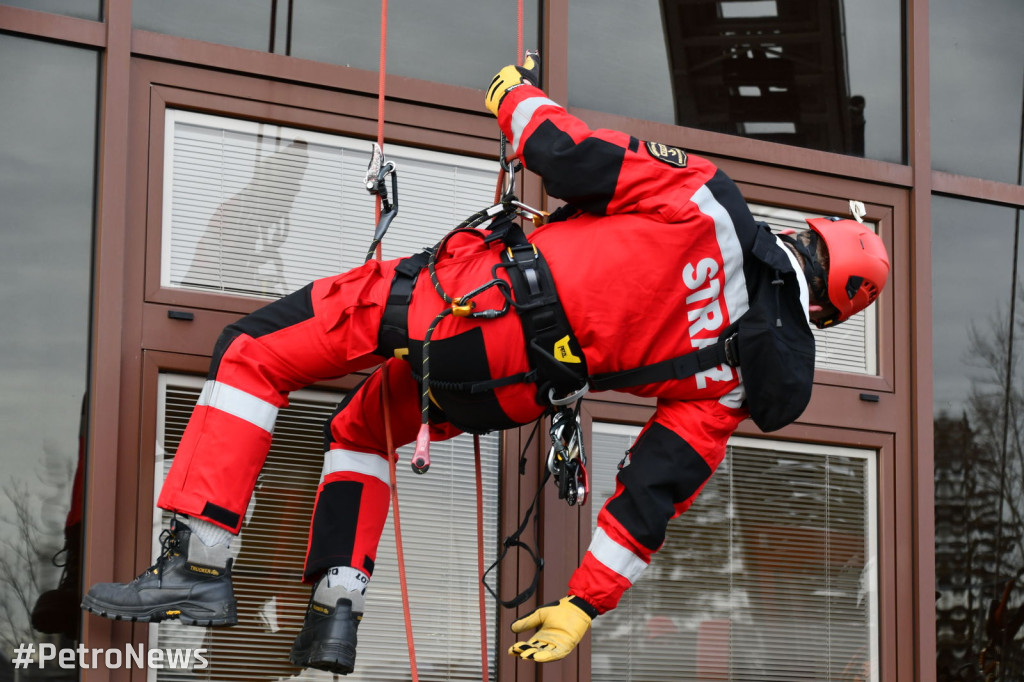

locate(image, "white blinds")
[[749, 203, 879, 376], [162, 109, 500, 299], [150, 374, 499, 681], [588, 423, 878, 682]]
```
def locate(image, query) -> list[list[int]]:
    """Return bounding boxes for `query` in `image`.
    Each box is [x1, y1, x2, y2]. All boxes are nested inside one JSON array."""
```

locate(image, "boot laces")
[[133, 527, 182, 582]]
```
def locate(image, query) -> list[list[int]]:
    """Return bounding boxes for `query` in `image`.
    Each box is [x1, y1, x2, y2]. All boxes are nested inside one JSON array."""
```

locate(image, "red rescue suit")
[[157, 82, 809, 615]]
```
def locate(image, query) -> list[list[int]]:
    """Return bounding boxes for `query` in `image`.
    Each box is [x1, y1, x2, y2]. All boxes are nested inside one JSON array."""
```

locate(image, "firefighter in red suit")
[[82, 57, 889, 674]]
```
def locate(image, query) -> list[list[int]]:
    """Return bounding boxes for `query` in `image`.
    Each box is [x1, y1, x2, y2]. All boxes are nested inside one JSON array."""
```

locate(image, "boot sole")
[[290, 640, 356, 675], [82, 595, 238, 627]]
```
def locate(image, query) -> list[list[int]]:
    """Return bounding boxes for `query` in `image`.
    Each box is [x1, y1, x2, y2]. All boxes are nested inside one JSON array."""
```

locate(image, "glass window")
[[568, 0, 904, 163], [931, 0, 1024, 184], [589, 424, 879, 681], [132, 0, 540, 91], [162, 109, 502, 300], [0, 34, 98, 669], [933, 196, 1024, 677], [0, 0, 101, 22], [153, 375, 500, 681]]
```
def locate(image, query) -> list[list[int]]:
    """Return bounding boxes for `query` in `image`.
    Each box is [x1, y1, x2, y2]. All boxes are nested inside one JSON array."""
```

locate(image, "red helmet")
[[805, 217, 889, 328]]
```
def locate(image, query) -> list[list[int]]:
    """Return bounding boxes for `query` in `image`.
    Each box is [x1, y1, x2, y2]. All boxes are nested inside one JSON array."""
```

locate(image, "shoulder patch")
[[644, 141, 688, 168]]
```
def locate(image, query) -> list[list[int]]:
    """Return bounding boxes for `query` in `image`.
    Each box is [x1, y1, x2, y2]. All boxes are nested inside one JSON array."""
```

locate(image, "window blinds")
[[588, 423, 878, 682], [150, 374, 499, 681], [162, 109, 500, 299], [749, 203, 879, 375]]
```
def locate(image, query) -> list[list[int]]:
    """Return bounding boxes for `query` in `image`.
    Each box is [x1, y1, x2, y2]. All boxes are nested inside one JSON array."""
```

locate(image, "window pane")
[[0, 0, 101, 21], [589, 425, 879, 681], [933, 196, 1024, 676], [290, 0, 540, 90], [163, 110, 501, 300], [568, 0, 904, 163], [132, 0, 540, 91], [152, 375, 500, 681], [0, 34, 98, 668], [133, 0, 274, 52], [931, 0, 1024, 183]]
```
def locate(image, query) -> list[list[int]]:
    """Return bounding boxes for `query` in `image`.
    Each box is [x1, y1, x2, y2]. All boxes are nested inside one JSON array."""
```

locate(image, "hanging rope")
[[370, 2, 528, 679], [473, 8, 528, 678], [368, 2, 421, 681]]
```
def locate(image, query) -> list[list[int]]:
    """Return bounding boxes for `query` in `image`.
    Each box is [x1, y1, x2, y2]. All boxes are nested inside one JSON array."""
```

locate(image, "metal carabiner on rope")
[[364, 142, 400, 263]]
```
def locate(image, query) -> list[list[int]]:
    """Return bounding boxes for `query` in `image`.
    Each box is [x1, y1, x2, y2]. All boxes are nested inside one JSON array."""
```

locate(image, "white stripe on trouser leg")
[[197, 380, 278, 433], [510, 96, 558, 151], [321, 449, 390, 486], [588, 527, 649, 583]]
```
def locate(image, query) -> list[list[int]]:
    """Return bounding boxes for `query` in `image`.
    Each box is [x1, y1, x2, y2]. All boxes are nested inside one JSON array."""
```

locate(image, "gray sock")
[[186, 516, 233, 548]]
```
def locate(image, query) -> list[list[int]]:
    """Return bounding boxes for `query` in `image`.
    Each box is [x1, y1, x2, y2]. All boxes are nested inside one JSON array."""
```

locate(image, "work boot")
[[289, 575, 364, 675], [81, 518, 237, 627]]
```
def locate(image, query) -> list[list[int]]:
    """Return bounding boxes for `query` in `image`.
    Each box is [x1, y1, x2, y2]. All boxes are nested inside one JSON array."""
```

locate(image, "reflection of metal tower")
[[660, 0, 864, 155]]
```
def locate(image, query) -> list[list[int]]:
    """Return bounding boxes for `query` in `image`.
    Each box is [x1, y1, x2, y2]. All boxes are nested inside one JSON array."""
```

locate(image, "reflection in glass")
[[0, 34, 97, 672], [132, 0, 539, 91], [589, 426, 878, 680], [568, 0, 904, 163], [0, 0, 101, 22], [933, 196, 1024, 679], [931, 0, 1024, 184]]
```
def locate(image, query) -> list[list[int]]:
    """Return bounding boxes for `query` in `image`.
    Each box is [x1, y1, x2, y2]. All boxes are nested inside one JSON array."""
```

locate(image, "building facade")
[[0, 1, 1021, 680]]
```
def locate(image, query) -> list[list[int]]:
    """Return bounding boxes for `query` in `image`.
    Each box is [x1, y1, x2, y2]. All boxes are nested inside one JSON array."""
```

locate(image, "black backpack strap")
[[589, 325, 740, 392]]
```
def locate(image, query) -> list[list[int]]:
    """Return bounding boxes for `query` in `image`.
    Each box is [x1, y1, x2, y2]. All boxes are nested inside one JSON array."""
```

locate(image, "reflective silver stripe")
[[509, 95, 559, 152], [197, 380, 278, 433], [692, 183, 750, 323], [588, 527, 648, 583], [321, 448, 390, 486]]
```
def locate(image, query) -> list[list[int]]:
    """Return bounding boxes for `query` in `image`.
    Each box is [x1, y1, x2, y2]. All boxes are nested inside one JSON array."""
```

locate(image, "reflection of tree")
[[935, 305, 1024, 681], [0, 443, 74, 654], [182, 139, 309, 298]]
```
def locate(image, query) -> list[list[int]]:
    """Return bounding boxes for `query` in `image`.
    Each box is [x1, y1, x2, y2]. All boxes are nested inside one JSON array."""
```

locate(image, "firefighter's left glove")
[[508, 595, 597, 662], [485, 54, 540, 116]]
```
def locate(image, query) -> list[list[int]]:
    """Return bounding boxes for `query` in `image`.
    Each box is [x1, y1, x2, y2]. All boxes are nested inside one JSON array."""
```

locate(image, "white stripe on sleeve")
[[587, 527, 649, 583], [509, 95, 559, 151]]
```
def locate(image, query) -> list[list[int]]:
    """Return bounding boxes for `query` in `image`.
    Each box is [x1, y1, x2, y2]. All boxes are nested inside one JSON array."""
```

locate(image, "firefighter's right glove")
[[508, 595, 597, 662], [485, 54, 540, 116]]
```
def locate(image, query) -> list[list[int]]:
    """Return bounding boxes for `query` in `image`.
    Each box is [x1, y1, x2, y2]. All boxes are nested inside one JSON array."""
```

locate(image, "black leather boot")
[[289, 576, 363, 675], [81, 518, 236, 627]]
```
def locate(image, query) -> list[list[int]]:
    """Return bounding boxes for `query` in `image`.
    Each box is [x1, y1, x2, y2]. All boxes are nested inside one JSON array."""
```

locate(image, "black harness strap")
[[494, 223, 589, 403], [377, 249, 432, 358], [589, 325, 740, 392]]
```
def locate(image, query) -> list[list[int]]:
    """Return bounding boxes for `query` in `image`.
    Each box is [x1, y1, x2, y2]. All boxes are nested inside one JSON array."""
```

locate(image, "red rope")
[[474, 435, 490, 682], [372, 2, 420, 680]]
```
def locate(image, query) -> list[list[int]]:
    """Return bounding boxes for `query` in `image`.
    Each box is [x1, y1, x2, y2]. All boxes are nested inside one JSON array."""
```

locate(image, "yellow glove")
[[508, 595, 597, 662], [485, 54, 540, 116]]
